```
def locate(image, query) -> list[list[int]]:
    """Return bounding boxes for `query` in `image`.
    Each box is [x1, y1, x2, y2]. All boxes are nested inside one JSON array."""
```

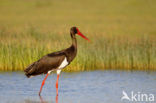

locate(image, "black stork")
[[24, 27, 89, 96]]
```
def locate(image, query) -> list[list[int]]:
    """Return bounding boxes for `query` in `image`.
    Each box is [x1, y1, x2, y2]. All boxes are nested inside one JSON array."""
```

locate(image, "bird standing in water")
[[24, 27, 89, 96]]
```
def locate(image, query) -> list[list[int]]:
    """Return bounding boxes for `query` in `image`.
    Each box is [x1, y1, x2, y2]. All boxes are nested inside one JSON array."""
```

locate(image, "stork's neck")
[[71, 33, 77, 48], [65, 33, 77, 63]]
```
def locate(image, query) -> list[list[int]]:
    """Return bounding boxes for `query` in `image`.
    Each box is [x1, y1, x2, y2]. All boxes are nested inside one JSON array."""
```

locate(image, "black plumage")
[[24, 27, 78, 77]]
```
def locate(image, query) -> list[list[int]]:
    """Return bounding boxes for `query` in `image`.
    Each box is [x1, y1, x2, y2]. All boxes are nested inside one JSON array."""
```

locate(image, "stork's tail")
[[24, 62, 36, 78]]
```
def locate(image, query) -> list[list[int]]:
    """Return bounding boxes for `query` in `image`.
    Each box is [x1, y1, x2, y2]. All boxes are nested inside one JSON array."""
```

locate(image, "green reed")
[[0, 28, 155, 71]]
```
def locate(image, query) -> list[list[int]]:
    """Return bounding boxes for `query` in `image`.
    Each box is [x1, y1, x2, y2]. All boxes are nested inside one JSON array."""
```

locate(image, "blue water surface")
[[0, 70, 156, 103]]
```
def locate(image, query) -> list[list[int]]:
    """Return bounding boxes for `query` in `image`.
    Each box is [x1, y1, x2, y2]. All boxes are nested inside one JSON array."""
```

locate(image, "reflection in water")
[[39, 95, 46, 103], [24, 99, 48, 103], [55, 95, 58, 103], [39, 95, 58, 103], [24, 95, 58, 103]]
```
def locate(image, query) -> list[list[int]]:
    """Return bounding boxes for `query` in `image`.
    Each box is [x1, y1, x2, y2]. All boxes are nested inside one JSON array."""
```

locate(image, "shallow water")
[[0, 71, 156, 103]]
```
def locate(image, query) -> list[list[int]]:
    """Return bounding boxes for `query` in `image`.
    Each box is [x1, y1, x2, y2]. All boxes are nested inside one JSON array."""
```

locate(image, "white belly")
[[58, 57, 68, 69]]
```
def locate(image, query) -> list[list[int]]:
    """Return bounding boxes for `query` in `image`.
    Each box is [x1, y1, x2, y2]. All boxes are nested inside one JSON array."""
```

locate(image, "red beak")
[[76, 28, 90, 42]]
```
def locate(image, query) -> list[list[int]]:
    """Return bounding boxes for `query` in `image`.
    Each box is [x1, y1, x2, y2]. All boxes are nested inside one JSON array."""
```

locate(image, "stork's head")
[[70, 27, 90, 42]]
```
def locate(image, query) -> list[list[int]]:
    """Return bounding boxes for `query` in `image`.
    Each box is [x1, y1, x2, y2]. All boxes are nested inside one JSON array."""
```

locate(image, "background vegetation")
[[0, 0, 156, 71]]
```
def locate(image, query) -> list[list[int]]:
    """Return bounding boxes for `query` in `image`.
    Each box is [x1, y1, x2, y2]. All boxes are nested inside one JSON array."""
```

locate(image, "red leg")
[[39, 73, 49, 96], [56, 74, 59, 96]]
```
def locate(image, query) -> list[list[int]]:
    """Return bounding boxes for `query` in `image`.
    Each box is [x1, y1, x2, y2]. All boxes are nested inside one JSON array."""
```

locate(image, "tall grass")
[[0, 28, 155, 71], [0, 0, 156, 71]]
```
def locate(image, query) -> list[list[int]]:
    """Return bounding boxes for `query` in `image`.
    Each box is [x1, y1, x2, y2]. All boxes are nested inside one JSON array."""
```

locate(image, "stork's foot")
[[39, 92, 41, 96], [56, 95, 58, 103]]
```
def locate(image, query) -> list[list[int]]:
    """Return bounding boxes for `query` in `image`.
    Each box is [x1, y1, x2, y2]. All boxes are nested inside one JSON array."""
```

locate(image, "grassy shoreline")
[[0, 28, 155, 71]]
